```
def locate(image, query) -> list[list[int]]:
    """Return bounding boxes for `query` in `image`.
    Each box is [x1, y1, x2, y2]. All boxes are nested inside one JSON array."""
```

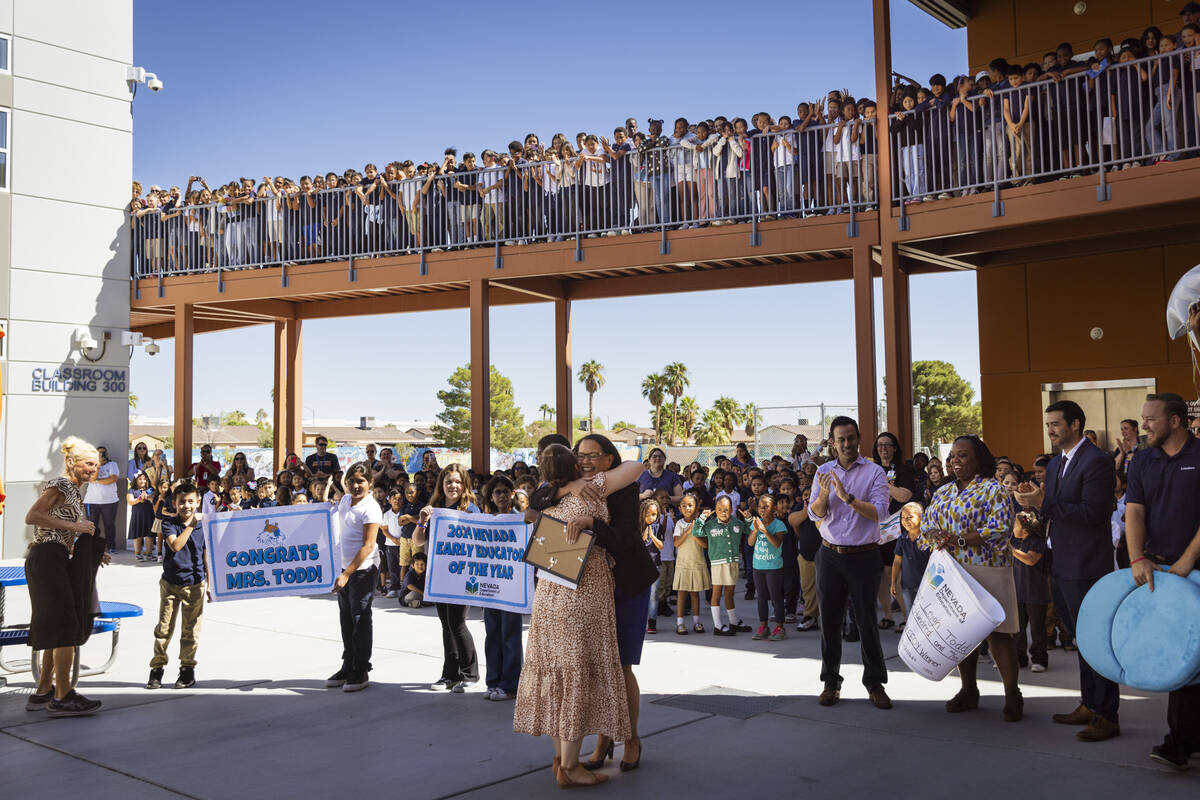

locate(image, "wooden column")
[[272, 321, 290, 471], [882, 242, 914, 449], [173, 303, 194, 480], [282, 319, 303, 461], [853, 244, 878, 447], [872, 0, 895, 216], [470, 279, 491, 475], [554, 297, 573, 441]]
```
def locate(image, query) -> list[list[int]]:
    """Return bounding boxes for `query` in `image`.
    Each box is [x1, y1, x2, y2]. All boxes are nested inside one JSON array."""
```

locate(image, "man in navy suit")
[[1016, 400, 1119, 741]]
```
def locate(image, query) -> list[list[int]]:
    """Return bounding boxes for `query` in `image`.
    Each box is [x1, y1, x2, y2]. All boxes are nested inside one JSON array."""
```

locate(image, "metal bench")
[[0, 599, 142, 688]]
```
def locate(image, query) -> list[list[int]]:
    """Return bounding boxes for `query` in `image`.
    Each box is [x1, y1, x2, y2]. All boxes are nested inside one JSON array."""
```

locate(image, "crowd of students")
[[128, 7, 1200, 277]]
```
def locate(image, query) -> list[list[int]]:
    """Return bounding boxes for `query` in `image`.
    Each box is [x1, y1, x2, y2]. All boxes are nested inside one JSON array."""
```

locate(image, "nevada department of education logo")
[[465, 576, 479, 595], [925, 562, 946, 591], [255, 519, 286, 546]]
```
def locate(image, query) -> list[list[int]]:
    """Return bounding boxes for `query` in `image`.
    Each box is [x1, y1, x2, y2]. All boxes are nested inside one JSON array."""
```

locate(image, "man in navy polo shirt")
[[1125, 392, 1200, 771]]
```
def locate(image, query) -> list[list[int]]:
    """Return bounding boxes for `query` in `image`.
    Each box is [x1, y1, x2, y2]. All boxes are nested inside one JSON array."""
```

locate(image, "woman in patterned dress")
[[22, 436, 111, 717], [919, 435, 1023, 722], [513, 444, 646, 788]]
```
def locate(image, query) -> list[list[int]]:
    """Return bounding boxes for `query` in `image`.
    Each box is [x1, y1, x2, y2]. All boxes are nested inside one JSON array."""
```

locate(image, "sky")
[[128, 0, 978, 430]]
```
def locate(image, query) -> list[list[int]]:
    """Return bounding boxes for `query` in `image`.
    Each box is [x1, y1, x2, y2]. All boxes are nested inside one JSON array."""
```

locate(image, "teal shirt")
[[752, 518, 786, 570]]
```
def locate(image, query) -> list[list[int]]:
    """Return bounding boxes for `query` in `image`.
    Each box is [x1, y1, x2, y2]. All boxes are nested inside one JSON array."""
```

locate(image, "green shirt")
[[696, 517, 747, 565]]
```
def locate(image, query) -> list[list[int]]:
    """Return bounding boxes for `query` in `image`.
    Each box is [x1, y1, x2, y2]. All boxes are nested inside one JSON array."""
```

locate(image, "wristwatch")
[[845, 493, 856, 505], [957, 535, 967, 548]]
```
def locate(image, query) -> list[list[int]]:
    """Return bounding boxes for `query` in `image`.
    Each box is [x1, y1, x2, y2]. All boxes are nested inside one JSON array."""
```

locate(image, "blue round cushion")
[[1111, 573, 1200, 692], [1077, 570, 1138, 685]]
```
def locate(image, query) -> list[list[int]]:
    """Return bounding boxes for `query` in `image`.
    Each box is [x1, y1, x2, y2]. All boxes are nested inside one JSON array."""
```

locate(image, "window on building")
[[0, 35, 9, 72], [0, 108, 8, 190]]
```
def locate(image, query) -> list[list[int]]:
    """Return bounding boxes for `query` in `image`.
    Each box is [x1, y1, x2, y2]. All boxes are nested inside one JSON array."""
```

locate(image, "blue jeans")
[[1145, 87, 1181, 160], [649, 176, 672, 226], [482, 608, 523, 693], [774, 166, 795, 213]]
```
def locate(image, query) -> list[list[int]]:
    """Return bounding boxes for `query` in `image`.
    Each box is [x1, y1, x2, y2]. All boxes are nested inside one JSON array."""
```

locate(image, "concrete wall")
[[976, 242, 1198, 463], [966, 0, 1186, 74], [0, 0, 132, 557]]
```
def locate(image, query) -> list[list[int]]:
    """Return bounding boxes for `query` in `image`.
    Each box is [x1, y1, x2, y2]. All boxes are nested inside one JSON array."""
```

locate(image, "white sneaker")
[[483, 687, 497, 700], [386, 590, 398, 598], [451, 680, 469, 694], [1030, 663, 1046, 673], [490, 688, 513, 701]]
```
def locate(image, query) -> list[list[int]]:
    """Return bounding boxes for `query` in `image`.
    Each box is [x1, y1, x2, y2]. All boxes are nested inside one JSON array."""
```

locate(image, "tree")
[[679, 396, 699, 445], [257, 428, 274, 448], [255, 407, 269, 428], [128, 393, 138, 409], [433, 363, 527, 451], [221, 410, 249, 426], [910, 360, 983, 447], [538, 404, 555, 422], [640, 373, 667, 443], [743, 402, 762, 437], [712, 396, 743, 441], [611, 420, 638, 431], [694, 408, 729, 446], [578, 360, 605, 434], [524, 419, 555, 447], [662, 362, 690, 445]]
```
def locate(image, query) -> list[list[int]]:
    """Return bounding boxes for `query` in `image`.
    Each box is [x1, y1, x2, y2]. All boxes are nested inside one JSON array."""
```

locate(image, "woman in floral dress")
[[514, 444, 645, 788]]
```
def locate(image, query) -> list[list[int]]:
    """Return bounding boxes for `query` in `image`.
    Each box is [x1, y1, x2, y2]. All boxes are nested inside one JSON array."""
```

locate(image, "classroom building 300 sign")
[[29, 366, 129, 394]]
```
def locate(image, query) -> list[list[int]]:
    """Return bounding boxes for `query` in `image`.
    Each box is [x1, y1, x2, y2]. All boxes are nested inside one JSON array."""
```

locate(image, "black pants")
[[1167, 683, 1200, 755], [783, 568, 799, 616], [1017, 602, 1048, 667], [337, 565, 377, 673], [436, 602, 478, 683], [383, 547, 403, 591], [86, 502, 119, 551], [483, 608, 523, 694], [1052, 572, 1120, 722], [742, 541, 756, 595], [754, 569, 784, 625], [816, 545, 886, 688]]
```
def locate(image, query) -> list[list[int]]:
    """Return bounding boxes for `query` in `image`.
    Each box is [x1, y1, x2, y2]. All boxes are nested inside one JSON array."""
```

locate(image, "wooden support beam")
[[881, 242, 914, 450], [283, 320, 303, 463], [566, 258, 852, 301], [470, 279, 490, 475], [173, 304, 194, 480], [872, 0, 895, 223], [492, 277, 566, 301], [853, 244, 878, 447], [273, 322, 289, 472], [555, 298, 573, 441]]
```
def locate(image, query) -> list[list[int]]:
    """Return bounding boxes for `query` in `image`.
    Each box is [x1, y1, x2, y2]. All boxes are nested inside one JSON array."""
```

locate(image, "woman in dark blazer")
[[530, 433, 657, 772]]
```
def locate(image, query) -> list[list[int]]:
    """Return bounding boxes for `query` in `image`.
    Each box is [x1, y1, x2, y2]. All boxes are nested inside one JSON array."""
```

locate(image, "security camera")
[[145, 342, 161, 356], [73, 328, 99, 351], [148, 78, 163, 92]]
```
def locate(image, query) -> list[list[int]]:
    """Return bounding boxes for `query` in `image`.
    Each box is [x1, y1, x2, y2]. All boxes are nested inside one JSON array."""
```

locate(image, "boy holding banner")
[[147, 483, 208, 691]]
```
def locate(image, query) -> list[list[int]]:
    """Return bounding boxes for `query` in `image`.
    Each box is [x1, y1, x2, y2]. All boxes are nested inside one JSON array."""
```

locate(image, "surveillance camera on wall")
[[147, 78, 163, 92], [145, 342, 160, 356]]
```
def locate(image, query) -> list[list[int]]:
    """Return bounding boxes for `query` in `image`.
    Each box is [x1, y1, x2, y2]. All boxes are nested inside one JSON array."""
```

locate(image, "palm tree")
[[712, 396, 743, 441], [662, 362, 690, 446], [255, 407, 269, 428], [577, 361, 605, 433], [679, 396, 699, 444], [694, 408, 729, 446], [641, 373, 667, 443], [743, 402, 762, 437], [538, 403, 555, 422], [128, 393, 138, 409]]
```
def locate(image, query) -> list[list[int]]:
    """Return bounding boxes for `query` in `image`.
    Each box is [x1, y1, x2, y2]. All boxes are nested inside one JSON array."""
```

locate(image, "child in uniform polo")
[[147, 483, 208, 691], [402, 553, 429, 608], [694, 495, 751, 636]]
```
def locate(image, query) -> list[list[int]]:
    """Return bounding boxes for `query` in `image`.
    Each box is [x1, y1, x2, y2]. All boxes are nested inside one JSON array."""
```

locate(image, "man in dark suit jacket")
[[1017, 400, 1119, 741]]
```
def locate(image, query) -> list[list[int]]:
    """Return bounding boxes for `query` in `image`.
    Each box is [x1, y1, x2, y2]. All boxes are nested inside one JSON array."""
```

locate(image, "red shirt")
[[190, 460, 222, 484]]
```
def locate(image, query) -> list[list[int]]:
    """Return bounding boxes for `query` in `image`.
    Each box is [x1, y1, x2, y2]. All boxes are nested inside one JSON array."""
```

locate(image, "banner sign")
[[424, 509, 533, 614], [203, 504, 337, 602]]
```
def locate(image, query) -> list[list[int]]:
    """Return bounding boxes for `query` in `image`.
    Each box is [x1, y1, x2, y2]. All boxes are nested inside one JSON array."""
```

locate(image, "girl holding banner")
[[326, 462, 382, 693], [418, 464, 480, 693], [920, 436, 1023, 722], [513, 444, 646, 788]]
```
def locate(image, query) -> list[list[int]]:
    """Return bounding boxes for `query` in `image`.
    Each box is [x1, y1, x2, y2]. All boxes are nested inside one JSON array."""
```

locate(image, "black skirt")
[[25, 536, 106, 650]]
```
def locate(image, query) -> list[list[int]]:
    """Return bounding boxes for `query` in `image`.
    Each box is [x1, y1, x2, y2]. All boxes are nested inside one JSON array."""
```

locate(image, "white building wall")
[[1, 0, 133, 557]]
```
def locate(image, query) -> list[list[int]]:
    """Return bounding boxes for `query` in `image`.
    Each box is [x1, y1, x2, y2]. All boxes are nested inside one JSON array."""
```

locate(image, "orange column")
[[872, 0, 895, 217], [555, 297, 573, 441], [470, 279, 491, 475], [853, 244, 878, 446], [173, 303, 194, 481], [272, 321, 289, 471], [283, 319, 303, 462], [882, 242, 914, 449]]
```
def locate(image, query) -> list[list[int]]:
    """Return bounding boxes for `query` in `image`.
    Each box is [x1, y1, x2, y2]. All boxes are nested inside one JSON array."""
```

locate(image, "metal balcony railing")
[[129, 121, 877, 280], [887, 46, 1200, 211]]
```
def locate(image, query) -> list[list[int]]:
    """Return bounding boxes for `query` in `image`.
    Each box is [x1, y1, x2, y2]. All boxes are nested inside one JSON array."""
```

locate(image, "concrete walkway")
[[0, 555, 1196, 799]]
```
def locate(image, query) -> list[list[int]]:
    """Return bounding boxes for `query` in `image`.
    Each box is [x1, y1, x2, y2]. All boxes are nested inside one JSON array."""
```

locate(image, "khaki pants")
[[150, 579, 205, 668], [798, 555, 818, 621]]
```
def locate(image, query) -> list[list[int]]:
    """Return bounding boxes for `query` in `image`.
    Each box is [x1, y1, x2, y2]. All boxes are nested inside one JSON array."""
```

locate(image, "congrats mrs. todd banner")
[[203, 504, 337, 601], [425, 509, 533, 614]]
